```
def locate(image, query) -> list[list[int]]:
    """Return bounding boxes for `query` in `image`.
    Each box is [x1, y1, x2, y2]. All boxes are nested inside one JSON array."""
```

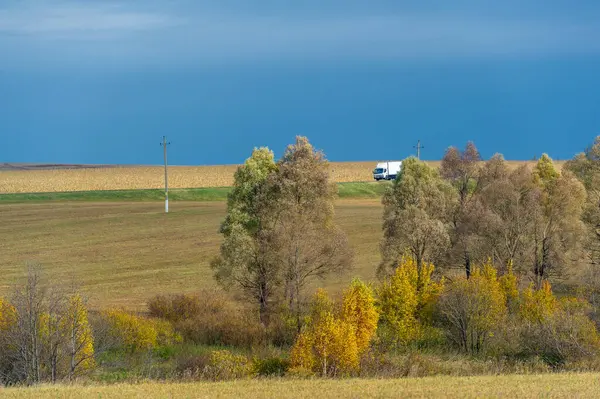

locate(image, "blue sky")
[[1, 1, 600, 165]]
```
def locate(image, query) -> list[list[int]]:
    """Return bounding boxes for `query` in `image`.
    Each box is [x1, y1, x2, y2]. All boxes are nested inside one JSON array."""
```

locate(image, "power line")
[[413, 139, 424, 160], [160, 136, 171, 213]]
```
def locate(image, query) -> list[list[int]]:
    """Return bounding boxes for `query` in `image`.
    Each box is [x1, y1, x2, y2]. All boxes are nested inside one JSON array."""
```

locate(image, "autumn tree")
[[290, 289, 359, 376], [377, 256, 443, 346], [565, 136, 600, 267], [437, 262, 507, 354], [380, 157, 457, 278], [440, 142, 483, 278], [211, 147, 280, 325], [531, 154, 586, 287], [270, 136, 352, 330], [340, 279, 379, 354], [478, 161, 539, 273]]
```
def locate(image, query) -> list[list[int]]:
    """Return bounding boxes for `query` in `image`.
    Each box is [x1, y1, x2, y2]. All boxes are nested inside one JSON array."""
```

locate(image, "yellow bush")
[[205, 350, 253, 380], [0, 298, 16, 331], [519, 281, 557, 323], [102, 309, 181, 352], [377, 256, 443, 346], [341, 279, 379, 354], [499, 261, 519, 312], [290, 289, 360, 377]]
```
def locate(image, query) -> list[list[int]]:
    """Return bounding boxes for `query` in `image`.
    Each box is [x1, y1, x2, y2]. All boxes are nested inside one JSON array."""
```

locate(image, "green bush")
[[253, 357, 290, 377]]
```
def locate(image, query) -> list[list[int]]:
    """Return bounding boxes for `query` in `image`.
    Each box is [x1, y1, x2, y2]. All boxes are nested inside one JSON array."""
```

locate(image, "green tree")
[[211, 147, 280, 325], [380, 157, 457, 278]]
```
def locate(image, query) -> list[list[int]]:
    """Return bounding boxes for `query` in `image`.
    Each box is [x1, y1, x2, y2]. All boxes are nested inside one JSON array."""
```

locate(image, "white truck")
[[373, 161, 402, 181]]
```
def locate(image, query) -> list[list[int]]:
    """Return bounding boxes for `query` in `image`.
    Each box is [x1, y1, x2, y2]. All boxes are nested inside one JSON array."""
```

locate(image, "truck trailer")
[[373, 161, 402, 181]]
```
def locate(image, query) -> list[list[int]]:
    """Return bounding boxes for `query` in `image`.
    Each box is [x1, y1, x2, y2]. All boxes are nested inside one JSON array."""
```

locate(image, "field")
[[0, 161, 559, 194], [0, 200, 383, 310], [0, 162, 378, 193], [3, 373, 599, 398]]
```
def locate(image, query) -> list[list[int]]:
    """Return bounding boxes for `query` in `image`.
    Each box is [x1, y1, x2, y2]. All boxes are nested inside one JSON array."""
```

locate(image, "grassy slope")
[[0, 182, 391, 203], [4, 373, 599, 398], [0, 200, 383, 310]]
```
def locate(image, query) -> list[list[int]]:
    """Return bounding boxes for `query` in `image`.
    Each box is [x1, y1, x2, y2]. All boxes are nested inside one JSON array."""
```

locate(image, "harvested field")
[[0, 161, 561, 194], [3, 373, 599, 398], [0, 200, 383, 310]]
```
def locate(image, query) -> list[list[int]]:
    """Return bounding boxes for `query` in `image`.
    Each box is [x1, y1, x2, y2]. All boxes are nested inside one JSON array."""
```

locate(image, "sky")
[[1, 1, 600, 165]]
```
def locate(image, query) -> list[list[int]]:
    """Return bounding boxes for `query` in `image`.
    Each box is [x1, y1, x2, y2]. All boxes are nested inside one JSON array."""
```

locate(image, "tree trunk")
[[464, 250, 471, 279]]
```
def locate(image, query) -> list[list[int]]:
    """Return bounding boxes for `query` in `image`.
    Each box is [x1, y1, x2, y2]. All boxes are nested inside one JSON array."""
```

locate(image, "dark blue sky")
[[1, 1, 600, 165]]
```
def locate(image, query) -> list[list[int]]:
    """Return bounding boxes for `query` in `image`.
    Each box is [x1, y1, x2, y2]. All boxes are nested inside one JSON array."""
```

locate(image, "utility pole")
[[413, 139, 424, 160], [160, 136, 171, 213]]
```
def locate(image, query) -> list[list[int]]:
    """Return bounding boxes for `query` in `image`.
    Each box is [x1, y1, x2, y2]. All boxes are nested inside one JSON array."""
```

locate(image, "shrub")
[[253, 357, 290, 377], [148, 294, 202, 322], [377, 256, 443, 347], [204, 350, 253, 381], [437, 262, 507, 354], [148, 289, 265, 348], [290, 289, 360, 377], [102, 309, 181, 352], [341, 278, 379, 354], [518, 281, 600, 366]]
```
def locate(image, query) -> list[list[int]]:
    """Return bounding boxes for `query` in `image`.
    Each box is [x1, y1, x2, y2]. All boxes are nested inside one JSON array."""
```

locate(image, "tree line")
[[213, 135, 600, 328]]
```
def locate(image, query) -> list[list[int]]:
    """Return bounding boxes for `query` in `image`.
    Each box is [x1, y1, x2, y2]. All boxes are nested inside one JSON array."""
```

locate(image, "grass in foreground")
[[0, 200, 383, 310], [3, 373, 599, 398]]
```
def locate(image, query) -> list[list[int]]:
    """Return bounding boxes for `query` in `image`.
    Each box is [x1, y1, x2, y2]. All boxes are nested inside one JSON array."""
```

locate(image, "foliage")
[[519, 281, 558, 323], [517, 281, 600, 366], [380, 157, 457, 277], [341, 278, 379, 354], [377, 256, 443, 347], [253, 357, 290, 377], [437, 262, 507, 354], [204, 350, 253, 381], [150, 289, 265, 348], [212, 147, 280, 325], [0, 297, 17, 332], [102, 309, 181, 352], [290, 289, 359, 377], [148, 294, 202, 323], [498, 262, 519, 313]]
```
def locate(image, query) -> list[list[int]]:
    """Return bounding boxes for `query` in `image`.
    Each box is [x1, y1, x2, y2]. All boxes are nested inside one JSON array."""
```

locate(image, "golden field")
[[0, 162, 374, 194], [3, 373, 599, 398], [0, 161, 561, 194]]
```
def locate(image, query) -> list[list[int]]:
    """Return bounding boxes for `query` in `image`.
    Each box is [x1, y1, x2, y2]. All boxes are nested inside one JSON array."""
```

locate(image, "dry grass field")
[[0, 200, 382, 310], [0, 161, 561, 194], [3, 373, 599, 398]]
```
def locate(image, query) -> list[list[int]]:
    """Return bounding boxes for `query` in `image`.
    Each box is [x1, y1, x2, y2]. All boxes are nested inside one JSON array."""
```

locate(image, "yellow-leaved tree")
[[291, 283, 379, 377], [63, 294, 95, 379], [340, 279, 379, 355], [377, 256, 443, 346]]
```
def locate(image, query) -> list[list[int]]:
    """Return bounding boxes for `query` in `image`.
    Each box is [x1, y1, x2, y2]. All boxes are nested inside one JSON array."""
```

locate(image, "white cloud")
[[1, 1, 599, 68], [0, 1, 178, 36]]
